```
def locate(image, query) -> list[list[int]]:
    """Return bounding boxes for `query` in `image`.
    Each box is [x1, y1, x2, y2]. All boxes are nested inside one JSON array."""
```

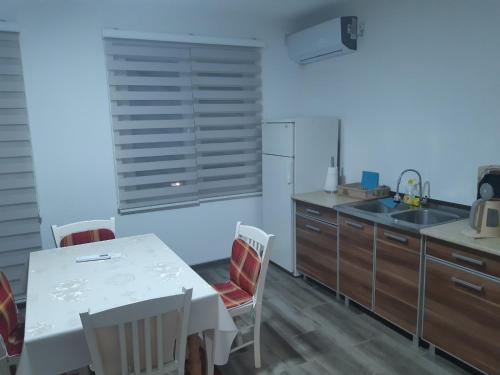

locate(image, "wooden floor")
[[194, 261, 476, 375]]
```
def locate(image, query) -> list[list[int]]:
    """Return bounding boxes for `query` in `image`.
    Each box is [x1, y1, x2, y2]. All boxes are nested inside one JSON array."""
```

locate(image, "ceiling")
[[168, 0, 343, 23], [1, 0, 344, 25]]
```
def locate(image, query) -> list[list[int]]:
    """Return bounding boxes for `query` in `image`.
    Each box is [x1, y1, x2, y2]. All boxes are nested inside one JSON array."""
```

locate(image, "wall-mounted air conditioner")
[[286, 16, 358, 64]]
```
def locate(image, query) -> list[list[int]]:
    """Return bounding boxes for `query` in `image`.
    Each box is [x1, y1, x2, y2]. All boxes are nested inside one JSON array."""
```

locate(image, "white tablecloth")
[[17, 234, 236, 375]]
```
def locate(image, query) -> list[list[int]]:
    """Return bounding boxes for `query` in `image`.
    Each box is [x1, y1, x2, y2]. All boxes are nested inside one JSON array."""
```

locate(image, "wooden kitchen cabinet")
[[296, 201, 337, 225], [296, 214, 337, 289], [427, 238, 500, 279], [339, 214, 374, 309], [375, 225, 420, 333], [424, 257, 500, 374]]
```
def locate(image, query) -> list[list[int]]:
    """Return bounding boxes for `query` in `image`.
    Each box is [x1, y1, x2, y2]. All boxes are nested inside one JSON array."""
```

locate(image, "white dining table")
[[16, 233, 237, 375]]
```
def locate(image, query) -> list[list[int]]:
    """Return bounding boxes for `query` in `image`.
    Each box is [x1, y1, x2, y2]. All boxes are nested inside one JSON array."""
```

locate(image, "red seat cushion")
[[0, 273, 18, 338], [6, 322, 23, 356], [0, 272, 23, 356], [229, 239, 261, 296], [60, 228, 115, 247], [212, 239, 261, 309], [212, 281, 253, 309]]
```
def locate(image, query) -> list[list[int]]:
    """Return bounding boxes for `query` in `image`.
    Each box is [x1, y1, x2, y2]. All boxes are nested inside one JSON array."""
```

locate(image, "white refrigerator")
[[262, 117, 340, 274]]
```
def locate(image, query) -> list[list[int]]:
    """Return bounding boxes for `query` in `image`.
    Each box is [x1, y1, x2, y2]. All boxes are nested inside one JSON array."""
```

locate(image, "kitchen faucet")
[[393, 169, 427, 206]]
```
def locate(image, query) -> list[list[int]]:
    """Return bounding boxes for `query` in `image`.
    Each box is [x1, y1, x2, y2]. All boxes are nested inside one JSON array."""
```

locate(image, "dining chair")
[[52, 217, 116, 248], [80, 288, 192, 375], [211, 222, 274, 369], [0, 272, 24, 375]]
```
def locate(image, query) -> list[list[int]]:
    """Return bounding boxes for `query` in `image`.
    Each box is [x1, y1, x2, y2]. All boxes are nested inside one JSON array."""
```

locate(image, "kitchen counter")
[[293, 191, 470, 235], [421, 219, 500, 257], [292, 191, 363, 209]]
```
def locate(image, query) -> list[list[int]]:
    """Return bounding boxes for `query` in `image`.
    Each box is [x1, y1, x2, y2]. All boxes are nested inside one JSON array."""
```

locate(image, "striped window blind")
[[191, 46, 262, 199], [105, 38, 262, 212], [0, 31, 41, 299]]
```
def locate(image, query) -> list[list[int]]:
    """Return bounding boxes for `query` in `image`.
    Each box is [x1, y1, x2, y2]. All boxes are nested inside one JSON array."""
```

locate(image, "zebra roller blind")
[[104, 38, 262, 212], [0, 31, 41, 299]]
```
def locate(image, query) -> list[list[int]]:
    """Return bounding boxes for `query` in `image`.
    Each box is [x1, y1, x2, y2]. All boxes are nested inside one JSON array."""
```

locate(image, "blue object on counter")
[[361, 171, 380, 190], [379, 197, 398, 209]]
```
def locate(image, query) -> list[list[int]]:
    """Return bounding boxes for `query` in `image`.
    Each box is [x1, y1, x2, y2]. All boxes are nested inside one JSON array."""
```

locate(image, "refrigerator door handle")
[[287, 160, 294, 185]]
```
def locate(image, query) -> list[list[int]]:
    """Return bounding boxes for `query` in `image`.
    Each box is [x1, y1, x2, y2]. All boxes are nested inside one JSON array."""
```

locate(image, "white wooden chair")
[[80, 288, 192, 375], [51, 217, 115, 248], [210, 222, 274, 369]]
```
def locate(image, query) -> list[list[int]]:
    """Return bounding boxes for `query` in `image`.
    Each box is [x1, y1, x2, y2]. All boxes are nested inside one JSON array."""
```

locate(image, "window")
[[0, 31, 41, 300], [104, 38, 262, 213]]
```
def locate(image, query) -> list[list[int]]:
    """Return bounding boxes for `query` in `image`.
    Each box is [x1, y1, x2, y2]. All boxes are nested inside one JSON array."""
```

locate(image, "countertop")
[[421, 219, 500, 257], [292, 191, 363, 208], [294, 191, 500, 257]]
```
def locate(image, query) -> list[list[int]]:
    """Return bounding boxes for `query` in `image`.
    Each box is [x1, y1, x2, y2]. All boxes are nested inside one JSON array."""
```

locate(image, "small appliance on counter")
[[464, 165, 500, 238]]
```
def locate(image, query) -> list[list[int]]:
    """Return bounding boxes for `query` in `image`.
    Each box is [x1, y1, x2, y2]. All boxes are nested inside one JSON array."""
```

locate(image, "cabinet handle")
[[451, 276, 483, 292], [345, 220, 364, 230], [306, 208, 321, 216], [384, 231, 408, 244], [305, 224, 321, 233], [451, 252, 485, 267]]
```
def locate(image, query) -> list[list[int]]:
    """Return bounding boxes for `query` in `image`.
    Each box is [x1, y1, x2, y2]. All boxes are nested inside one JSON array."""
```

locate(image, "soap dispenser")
[[403, 178, 420, 207]]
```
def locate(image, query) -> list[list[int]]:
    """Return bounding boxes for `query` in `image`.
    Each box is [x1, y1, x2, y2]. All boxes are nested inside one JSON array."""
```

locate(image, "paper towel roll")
[[324, 166, 338, 192]]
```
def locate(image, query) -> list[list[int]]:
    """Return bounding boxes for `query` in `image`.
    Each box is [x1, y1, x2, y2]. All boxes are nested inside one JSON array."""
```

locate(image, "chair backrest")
[[80, 288, 192, 375], [52, 217, 116, 248], [233, 222, 274, 308]]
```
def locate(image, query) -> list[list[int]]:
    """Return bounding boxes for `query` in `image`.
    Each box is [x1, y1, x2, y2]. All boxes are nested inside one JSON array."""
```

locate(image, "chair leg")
[[204, 331, 214, 375], [253, 310, 261, 368]]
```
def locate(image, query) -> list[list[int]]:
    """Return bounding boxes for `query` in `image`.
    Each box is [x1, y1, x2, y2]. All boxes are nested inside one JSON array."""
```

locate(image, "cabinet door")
[[375, 226, 420, 333], [339, 214, 374, 309], [423, 258, 500, 374], [296, 215, 337, 289], [262, 154, 294, 272], [296, 201, 337, 225], [427, 238, 500, 279]]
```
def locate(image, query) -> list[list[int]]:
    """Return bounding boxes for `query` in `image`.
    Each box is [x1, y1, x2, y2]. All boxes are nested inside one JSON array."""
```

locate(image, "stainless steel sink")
[[351, 200, 404, 214], [338, 198, 469, 233], [391, 209, 460, 226]]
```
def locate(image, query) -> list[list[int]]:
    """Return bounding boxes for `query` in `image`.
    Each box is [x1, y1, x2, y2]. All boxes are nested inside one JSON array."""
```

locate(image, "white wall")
[[2, 0, 301, 264], [293, 0, 500, 205], [8, 0, 495, 265]]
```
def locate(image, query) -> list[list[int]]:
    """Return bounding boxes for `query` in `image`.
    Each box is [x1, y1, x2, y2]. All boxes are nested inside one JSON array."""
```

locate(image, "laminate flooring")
[[194, 261, 477, 375]]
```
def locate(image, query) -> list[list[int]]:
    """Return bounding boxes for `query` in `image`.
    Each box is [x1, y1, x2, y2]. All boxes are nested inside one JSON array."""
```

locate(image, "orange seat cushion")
[[60, 228, 115, 247], [212, 281, 253, 309]]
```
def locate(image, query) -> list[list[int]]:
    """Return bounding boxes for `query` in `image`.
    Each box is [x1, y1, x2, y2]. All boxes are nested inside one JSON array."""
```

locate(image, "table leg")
[[187, 335, 203, 375], [204, 331, 214, 375]]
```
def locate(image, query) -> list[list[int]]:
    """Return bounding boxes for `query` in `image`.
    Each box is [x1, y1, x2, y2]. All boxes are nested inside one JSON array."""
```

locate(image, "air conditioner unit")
[[286, 16, 358, 64]]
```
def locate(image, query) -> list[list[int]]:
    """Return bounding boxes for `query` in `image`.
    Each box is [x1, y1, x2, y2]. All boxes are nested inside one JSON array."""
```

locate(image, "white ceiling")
[[164, 0, 342, 22], [1, 0, 343, 25]]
